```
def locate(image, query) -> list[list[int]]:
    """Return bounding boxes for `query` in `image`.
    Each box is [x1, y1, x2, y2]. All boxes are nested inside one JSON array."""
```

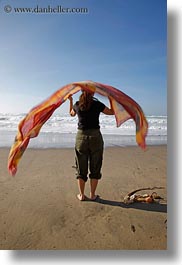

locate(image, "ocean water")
[[0, 113, 167, 148]]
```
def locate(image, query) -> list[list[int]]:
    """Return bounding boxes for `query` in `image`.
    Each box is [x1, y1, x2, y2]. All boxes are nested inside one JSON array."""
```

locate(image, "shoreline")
[[0, 130, 167, 149], [2, 143, 167, 150], [0, 146, 167, 250]]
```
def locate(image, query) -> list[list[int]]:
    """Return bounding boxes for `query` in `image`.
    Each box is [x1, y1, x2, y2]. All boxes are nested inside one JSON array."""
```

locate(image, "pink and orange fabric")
[[8, 81, 148, 175]]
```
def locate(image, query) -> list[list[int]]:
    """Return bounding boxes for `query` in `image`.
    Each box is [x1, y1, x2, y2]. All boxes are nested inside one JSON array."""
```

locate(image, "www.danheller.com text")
[[4, 4, 89, 14]]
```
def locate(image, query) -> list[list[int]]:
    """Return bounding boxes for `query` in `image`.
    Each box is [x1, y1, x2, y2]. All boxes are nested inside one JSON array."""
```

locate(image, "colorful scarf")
[[8, 81, 148, 175]]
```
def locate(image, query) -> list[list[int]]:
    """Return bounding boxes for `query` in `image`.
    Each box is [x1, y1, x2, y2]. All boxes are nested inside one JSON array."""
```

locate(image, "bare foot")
[[90, 194, 99, 201], [77, 194, 85, 201]]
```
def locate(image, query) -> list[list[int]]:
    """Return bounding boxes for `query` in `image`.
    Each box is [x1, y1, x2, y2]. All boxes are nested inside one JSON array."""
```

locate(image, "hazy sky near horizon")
[[0, 0, 167, 115]]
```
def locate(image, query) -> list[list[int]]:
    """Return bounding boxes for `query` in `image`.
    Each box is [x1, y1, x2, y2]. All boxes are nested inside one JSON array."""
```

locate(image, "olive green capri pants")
[[75, 129, 104, 182]]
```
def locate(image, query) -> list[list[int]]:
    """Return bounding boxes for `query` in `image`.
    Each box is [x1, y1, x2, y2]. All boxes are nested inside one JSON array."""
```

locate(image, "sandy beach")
[[0, 146, 167, 250]]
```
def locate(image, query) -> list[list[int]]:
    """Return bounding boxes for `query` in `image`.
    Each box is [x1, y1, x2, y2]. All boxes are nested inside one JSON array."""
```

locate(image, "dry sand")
[[0, 146, 167, 250]]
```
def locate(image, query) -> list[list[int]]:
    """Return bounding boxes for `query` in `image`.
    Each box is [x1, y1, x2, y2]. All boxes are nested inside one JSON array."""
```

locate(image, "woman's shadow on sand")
[[94, 197, 167, 213]]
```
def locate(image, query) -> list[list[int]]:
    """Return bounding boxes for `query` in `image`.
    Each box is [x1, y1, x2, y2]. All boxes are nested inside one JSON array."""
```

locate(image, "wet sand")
[[0, 146, 167, 250]]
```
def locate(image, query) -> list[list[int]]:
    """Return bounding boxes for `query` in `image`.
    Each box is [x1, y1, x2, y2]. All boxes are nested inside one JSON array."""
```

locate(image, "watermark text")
[[4, 5, 89, 14]]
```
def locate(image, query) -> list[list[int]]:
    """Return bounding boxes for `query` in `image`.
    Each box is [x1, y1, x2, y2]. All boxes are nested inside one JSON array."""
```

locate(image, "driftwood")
[[123, 187, 165, 204]]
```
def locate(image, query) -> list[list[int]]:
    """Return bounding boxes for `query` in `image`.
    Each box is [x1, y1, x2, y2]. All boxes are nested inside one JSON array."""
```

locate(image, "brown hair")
[[79, 91, 94, 111]]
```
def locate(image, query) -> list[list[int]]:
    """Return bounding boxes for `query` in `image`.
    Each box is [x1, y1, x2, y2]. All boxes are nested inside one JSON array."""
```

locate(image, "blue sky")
[[0, 0, 167, 115]]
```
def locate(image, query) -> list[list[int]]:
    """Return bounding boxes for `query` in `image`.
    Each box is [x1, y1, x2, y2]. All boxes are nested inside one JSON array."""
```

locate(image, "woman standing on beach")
[[68, 91, 114, 201]]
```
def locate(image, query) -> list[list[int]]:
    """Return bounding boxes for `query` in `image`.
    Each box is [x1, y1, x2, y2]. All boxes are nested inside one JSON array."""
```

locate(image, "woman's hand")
[[68, 95, 73, 101], [68, 95, 76, 116]]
